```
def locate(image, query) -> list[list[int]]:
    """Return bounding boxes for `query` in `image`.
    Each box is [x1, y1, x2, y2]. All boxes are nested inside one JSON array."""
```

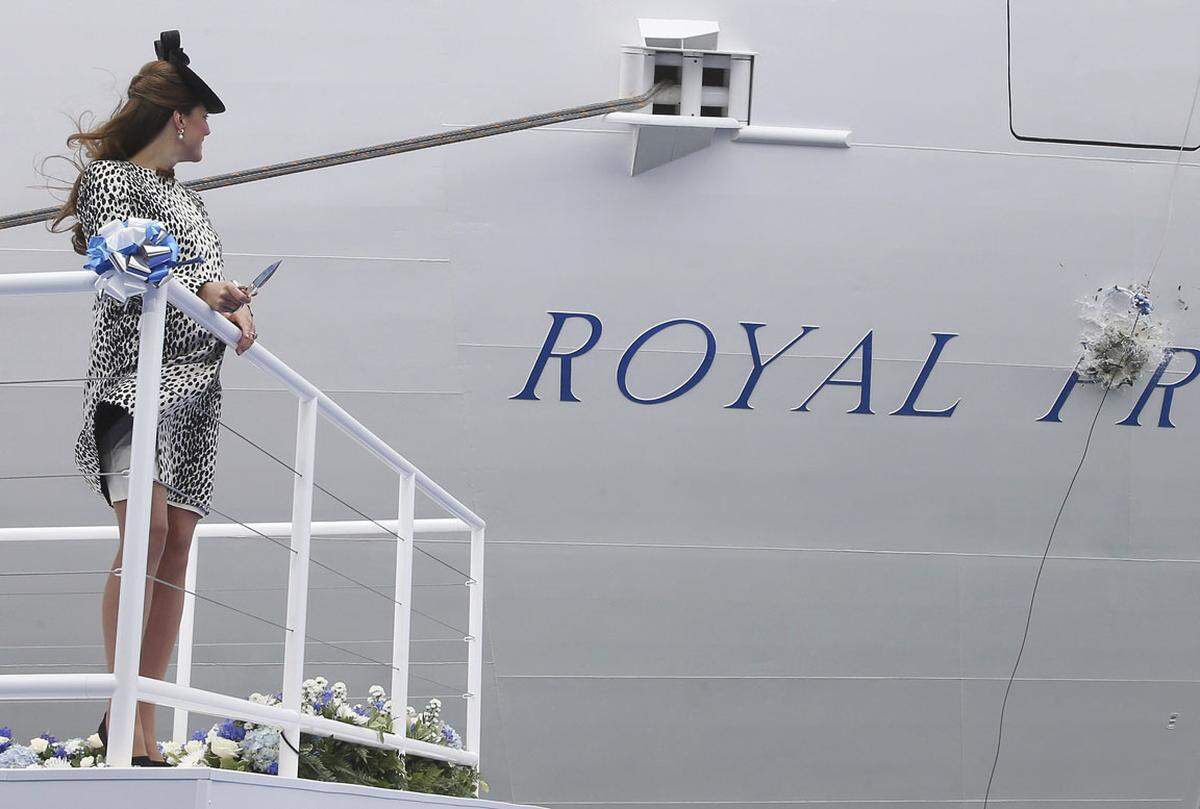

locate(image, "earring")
[[177, 128, 185, 140]]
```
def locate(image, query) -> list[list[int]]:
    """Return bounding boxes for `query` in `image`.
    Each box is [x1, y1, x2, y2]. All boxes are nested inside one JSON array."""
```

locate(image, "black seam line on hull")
[[1006, 0, 1200, 152]]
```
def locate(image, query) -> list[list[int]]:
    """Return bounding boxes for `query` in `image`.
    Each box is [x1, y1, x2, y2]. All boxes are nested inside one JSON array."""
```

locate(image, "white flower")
[[352, 713, 368, 726], [368, 685, 386, 699], [332, 682, 347, 700], [313, 676, 327, 688], [0, 736, 8, 748], [86, 733, 104, 750], [43, 757, 70, 769], [161, 741, 183, 758], [209, 736, 240, 760], [177, 749, 208, 768], [335, 704, 356, 721], [29, 738, 48, 754], [64, 739, 84, 756], [79, 756, 95, 768], [184, 739, 205, 756]]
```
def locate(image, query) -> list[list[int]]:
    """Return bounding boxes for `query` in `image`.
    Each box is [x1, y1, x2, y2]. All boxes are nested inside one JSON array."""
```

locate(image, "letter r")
[[511, 311, 603, 402]]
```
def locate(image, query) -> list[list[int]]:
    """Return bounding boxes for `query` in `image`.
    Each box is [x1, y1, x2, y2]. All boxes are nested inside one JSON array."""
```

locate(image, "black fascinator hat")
[[154, 30, 226, 113]]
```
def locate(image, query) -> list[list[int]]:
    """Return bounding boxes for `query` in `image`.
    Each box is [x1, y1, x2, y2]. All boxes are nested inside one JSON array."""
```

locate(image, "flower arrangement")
[[1077, 283, 1169, 388], [0, 727, 107, 769], [0, 680, 485, 799]]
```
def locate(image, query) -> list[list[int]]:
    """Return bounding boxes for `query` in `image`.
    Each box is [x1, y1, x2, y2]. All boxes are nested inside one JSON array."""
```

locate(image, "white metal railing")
[[0, 270, 486, 785]]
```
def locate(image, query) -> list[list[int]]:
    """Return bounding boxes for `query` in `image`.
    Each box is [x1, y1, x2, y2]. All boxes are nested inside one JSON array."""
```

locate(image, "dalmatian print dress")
[[73, 159, 229, 517]]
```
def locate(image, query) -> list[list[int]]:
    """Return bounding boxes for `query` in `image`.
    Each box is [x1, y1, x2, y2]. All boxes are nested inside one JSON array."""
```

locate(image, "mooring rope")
[[0, 80, 673, 231]]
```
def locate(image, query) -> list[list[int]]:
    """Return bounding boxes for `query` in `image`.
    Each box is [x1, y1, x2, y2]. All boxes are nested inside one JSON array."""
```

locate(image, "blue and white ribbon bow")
[[85, 217, 203, 303]]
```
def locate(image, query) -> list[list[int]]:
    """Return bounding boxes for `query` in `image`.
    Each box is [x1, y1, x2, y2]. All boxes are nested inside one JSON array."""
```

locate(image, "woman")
[[51, 31, 256, 765]]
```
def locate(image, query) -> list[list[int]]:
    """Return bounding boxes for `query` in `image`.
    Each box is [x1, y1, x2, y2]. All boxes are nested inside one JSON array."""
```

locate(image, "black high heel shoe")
[[99, 714, 170, 766]]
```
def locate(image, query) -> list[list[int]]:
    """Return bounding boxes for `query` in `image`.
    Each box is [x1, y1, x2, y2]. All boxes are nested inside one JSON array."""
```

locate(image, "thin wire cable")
[[0, 462, 468, 635], [292, 630, 463, 695], [0, 638, 462, 651], [980, 373, 1112, 808], [0, 570, 111, 577], [0, 81, 674, 230], [145, 474, 468, 637], [1147, 68, 1200, 286], [131, 569, 293, 635], [0, 375, 127, 386], [214, 414, 475, 582], [981, 46, 1200, 808], [137, 570, 459, 693], [125, 367, 474, 583], [1, 378, 474, 581], [0, 470, 130, 482]]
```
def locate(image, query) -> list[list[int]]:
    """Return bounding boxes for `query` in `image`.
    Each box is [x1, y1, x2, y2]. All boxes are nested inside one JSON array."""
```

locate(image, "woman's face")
[[175, 104, 211, 163]]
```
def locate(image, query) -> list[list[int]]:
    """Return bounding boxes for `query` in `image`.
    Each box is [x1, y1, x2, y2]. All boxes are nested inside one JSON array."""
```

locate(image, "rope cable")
[[0, 81, 674, 230]]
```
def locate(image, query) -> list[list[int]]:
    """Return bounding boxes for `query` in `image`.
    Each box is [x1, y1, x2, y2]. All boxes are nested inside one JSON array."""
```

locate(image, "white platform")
[[0, 767, 546, 809]]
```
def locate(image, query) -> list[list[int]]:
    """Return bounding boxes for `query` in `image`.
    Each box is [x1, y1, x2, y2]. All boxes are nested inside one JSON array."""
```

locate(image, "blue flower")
[[38, 733, 58, 745], [440, 723, 463, 750], [313, 688, 334, 711], [241, 727, 280, 773], [217, 719, 246, 742], [267, 762, 278, 775], [191, 729, 207, 742], [0, 745, 39, 769], [352, 705, 369, 717], [53, 745, 68, 759], [0, 727, 11, 754]]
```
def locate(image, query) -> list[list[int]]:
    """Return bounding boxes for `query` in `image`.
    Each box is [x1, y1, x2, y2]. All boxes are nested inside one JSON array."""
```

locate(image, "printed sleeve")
[[75, 161, 135, 238], [174, 254, 222, 297]]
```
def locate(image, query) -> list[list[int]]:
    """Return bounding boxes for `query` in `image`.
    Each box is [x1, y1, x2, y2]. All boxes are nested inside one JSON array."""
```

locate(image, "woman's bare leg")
[[137, 504, 201, 759], [102, 482, 170, 759]]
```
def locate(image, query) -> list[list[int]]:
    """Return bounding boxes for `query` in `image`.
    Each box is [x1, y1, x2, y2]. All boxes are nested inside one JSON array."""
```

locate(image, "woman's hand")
[[222, 305, 257, 356], [199, 280, 252, 314]]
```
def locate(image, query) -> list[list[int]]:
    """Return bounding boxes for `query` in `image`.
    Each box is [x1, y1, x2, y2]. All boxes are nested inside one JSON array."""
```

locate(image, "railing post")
[[107, 284, 168, 767], [390, 473, 416, 740], [466, 524, 485, 794], [172, 536, 200, 743], [279, 396, 318, 778]]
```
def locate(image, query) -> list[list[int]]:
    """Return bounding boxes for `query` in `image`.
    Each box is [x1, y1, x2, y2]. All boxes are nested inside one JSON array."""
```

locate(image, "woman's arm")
[[197, 280, 252, 313]]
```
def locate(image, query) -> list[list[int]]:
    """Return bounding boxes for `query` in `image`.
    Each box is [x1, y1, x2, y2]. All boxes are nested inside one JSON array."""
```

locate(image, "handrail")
[[0, 270, 484, 530], [165, 278, 484, 529], [0, 267, 487, 786], [0, 517, 470, 542]]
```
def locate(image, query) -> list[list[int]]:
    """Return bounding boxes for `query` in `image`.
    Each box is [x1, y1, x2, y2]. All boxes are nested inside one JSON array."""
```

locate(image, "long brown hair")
[[44, 59, 201, 255]]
